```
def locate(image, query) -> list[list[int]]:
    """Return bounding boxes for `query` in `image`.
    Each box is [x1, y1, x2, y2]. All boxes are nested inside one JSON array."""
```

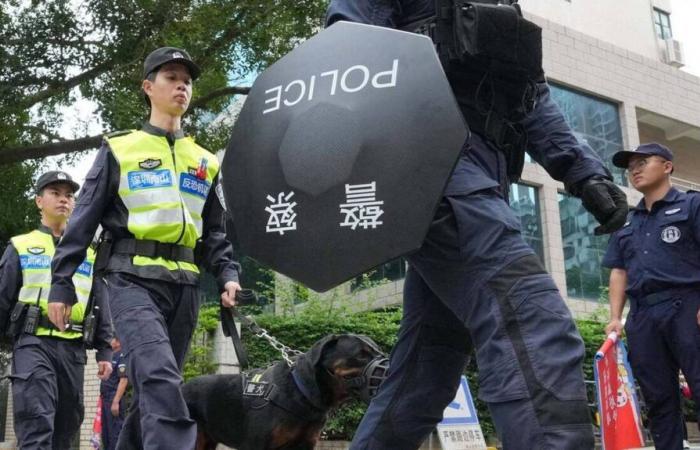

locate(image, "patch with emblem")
[[661, 226, 681, 243], [665, 208, 681, 215], [138, 158, 162, 170], [180, 173, 210, 199], [243, 381, 269, 397], [127, 170, 172, 190], [27, 246, 45, 255], [57, 172, 67, 180]]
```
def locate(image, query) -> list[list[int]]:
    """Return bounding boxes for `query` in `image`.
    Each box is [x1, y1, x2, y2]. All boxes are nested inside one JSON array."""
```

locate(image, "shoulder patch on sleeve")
[[215, 182, 227, 211]]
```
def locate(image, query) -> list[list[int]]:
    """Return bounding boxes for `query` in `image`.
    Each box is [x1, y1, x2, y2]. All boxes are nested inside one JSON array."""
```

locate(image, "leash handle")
[[220, 305, 249, 369]]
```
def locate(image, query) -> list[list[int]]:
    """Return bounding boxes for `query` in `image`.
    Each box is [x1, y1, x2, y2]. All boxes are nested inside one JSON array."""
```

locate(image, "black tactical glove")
[[578, 177, 628, 235]]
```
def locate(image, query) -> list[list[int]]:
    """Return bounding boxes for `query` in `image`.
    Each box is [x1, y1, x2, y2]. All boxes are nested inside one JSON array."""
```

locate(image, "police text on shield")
[[262, 59, 399, 115]]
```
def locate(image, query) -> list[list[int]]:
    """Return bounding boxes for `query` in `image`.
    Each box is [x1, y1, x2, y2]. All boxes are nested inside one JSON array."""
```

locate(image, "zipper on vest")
[[169, 139, 187, 245]]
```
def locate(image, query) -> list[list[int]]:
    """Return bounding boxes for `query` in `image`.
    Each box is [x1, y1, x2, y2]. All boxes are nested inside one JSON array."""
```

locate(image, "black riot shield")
[[222, 21, 467, 292]]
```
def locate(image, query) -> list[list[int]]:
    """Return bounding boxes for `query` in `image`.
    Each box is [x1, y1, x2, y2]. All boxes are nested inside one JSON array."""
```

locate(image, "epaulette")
[[686, 189, 699, 196], [103, 129, 134, 140]]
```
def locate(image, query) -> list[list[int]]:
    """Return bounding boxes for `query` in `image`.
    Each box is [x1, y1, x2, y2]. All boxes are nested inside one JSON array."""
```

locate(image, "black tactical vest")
[[407, 0, 544, 181]]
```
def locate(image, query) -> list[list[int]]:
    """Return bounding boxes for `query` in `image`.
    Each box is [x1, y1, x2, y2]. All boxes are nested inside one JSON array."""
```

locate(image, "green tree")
[[0, 0, 328, 164], [0, 162, 40, 252]]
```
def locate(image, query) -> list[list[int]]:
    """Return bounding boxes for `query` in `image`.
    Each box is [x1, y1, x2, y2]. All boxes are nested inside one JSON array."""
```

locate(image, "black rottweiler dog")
[[183, 334, 385, 450]]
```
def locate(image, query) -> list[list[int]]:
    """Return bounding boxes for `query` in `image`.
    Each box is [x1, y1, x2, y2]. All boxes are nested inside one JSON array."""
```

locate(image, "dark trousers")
[[106, 273, 200, 450], [351, 190, 594, 449], [10, 335, 86, 450], [101, 391, 125, 450], [626, 293, 700, 450]]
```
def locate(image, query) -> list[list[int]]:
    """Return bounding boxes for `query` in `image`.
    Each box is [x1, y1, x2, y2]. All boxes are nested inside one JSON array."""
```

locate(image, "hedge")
[[184, 303, 693, 442]]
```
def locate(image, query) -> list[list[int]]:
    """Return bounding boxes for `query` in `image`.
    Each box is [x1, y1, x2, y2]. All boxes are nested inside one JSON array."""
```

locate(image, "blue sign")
[[20, 254, 51, 270], [440, 376, 479, 426], [180, 173, 210, 199], [76, 261, 93, 277], [127, 169, 173, 190]]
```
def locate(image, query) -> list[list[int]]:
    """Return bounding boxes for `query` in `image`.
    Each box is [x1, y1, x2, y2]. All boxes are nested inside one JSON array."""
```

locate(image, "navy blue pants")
[[351, 189, 594, 449], [10, 335, 86, 450], [101, 391, 125, 450], [107, 273, 200, 450], [625, 292, 700, 450]]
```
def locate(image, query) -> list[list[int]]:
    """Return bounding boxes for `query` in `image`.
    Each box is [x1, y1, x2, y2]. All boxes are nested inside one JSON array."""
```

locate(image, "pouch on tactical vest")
[[409, 0, 544, 182]]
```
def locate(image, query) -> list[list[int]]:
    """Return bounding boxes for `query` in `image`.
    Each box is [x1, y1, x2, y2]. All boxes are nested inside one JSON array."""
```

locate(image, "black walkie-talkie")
[[23, 288, 41, 334]]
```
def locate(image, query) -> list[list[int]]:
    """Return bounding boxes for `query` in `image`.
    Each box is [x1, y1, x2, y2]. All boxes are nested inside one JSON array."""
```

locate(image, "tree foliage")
[[0, 0, 328, 164]]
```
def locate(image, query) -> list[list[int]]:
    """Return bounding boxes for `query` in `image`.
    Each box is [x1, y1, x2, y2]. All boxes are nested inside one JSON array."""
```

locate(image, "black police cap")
[[143, 47, 201, 80], [36, 171, 80, 194], [612, 142, 674, 169]]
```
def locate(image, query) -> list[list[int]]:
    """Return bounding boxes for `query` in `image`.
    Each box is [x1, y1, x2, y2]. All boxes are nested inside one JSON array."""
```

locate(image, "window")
[[549, 84, 626, 187], [509, 183, 545, 263], [558, 193, 611, 300], [653, 8, 673, 40], [352, 258, 407, 291]]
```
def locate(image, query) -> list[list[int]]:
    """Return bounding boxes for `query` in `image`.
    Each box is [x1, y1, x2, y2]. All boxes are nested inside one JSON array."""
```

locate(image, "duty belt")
[[634, 287, 699, 307], [112, 238, 195, 264], [38, 316, 84, 333]]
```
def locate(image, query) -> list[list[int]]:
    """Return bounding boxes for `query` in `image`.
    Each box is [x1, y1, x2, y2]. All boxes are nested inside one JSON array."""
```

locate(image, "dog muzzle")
[[345, 356, 390, 403]]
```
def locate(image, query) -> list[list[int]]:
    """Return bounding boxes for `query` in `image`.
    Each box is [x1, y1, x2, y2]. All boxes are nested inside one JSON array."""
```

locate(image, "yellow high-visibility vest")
[[107, 130, 219, 274], [11, 229, 94, 339]]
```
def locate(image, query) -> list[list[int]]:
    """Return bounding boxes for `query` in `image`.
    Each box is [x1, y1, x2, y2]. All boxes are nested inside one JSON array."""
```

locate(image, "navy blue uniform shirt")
[[603, 188, 700, 299], [100, 352, 126, 396]]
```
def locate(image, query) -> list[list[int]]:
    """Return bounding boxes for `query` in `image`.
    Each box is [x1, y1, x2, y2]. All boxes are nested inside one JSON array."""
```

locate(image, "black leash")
[[220, 289, 302, 370]]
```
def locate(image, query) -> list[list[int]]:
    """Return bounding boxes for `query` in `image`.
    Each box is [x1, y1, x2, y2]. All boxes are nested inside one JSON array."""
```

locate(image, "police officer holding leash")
[[603, 143, 700, 450], [48, 47, 242, 449], [326, 1, 628, 448], [0, 170, 113, 449]]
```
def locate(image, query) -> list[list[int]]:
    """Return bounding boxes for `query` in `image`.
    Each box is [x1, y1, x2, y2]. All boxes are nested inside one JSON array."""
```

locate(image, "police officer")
[[603, 143, 700, 450], [0, 171, 113, 449], [326, 2, 628, 449], [100, 336, 128, 450], [48, 47, 242, 449]]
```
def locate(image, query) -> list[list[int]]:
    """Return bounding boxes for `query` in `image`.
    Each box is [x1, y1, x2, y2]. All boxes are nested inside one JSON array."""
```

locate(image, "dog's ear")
[[306, 334, 340, 368]]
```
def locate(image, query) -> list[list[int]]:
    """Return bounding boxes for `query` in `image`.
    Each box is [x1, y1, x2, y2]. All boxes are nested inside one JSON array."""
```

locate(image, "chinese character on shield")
[[265, 191, 298, 235], [339, 182, 385, 230]]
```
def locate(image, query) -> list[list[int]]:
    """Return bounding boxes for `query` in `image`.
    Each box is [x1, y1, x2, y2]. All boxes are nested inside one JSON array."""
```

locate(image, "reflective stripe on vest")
[[107, 131, 219, 273], [10, 230, 95, 339]]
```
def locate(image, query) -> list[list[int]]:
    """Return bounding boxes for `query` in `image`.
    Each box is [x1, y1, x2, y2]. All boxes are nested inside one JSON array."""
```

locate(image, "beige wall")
[[639, 122, 700, 185], [520, 0, 661, 61]]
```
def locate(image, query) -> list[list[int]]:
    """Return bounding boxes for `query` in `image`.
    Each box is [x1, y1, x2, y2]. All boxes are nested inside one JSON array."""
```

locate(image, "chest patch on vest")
[[138, 158, 162, 170], [76, 261, 93, 277], [180, 173, 210, 199], [661, 226, 681, 243], [19, 254, 51, 269], [27, 246, 45, 255], [127, 169, 173, 190]]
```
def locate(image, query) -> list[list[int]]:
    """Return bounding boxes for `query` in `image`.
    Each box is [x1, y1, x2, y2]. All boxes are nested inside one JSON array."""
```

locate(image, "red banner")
[[594, 333, 645, 450], [90, 396, 103, 449]]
